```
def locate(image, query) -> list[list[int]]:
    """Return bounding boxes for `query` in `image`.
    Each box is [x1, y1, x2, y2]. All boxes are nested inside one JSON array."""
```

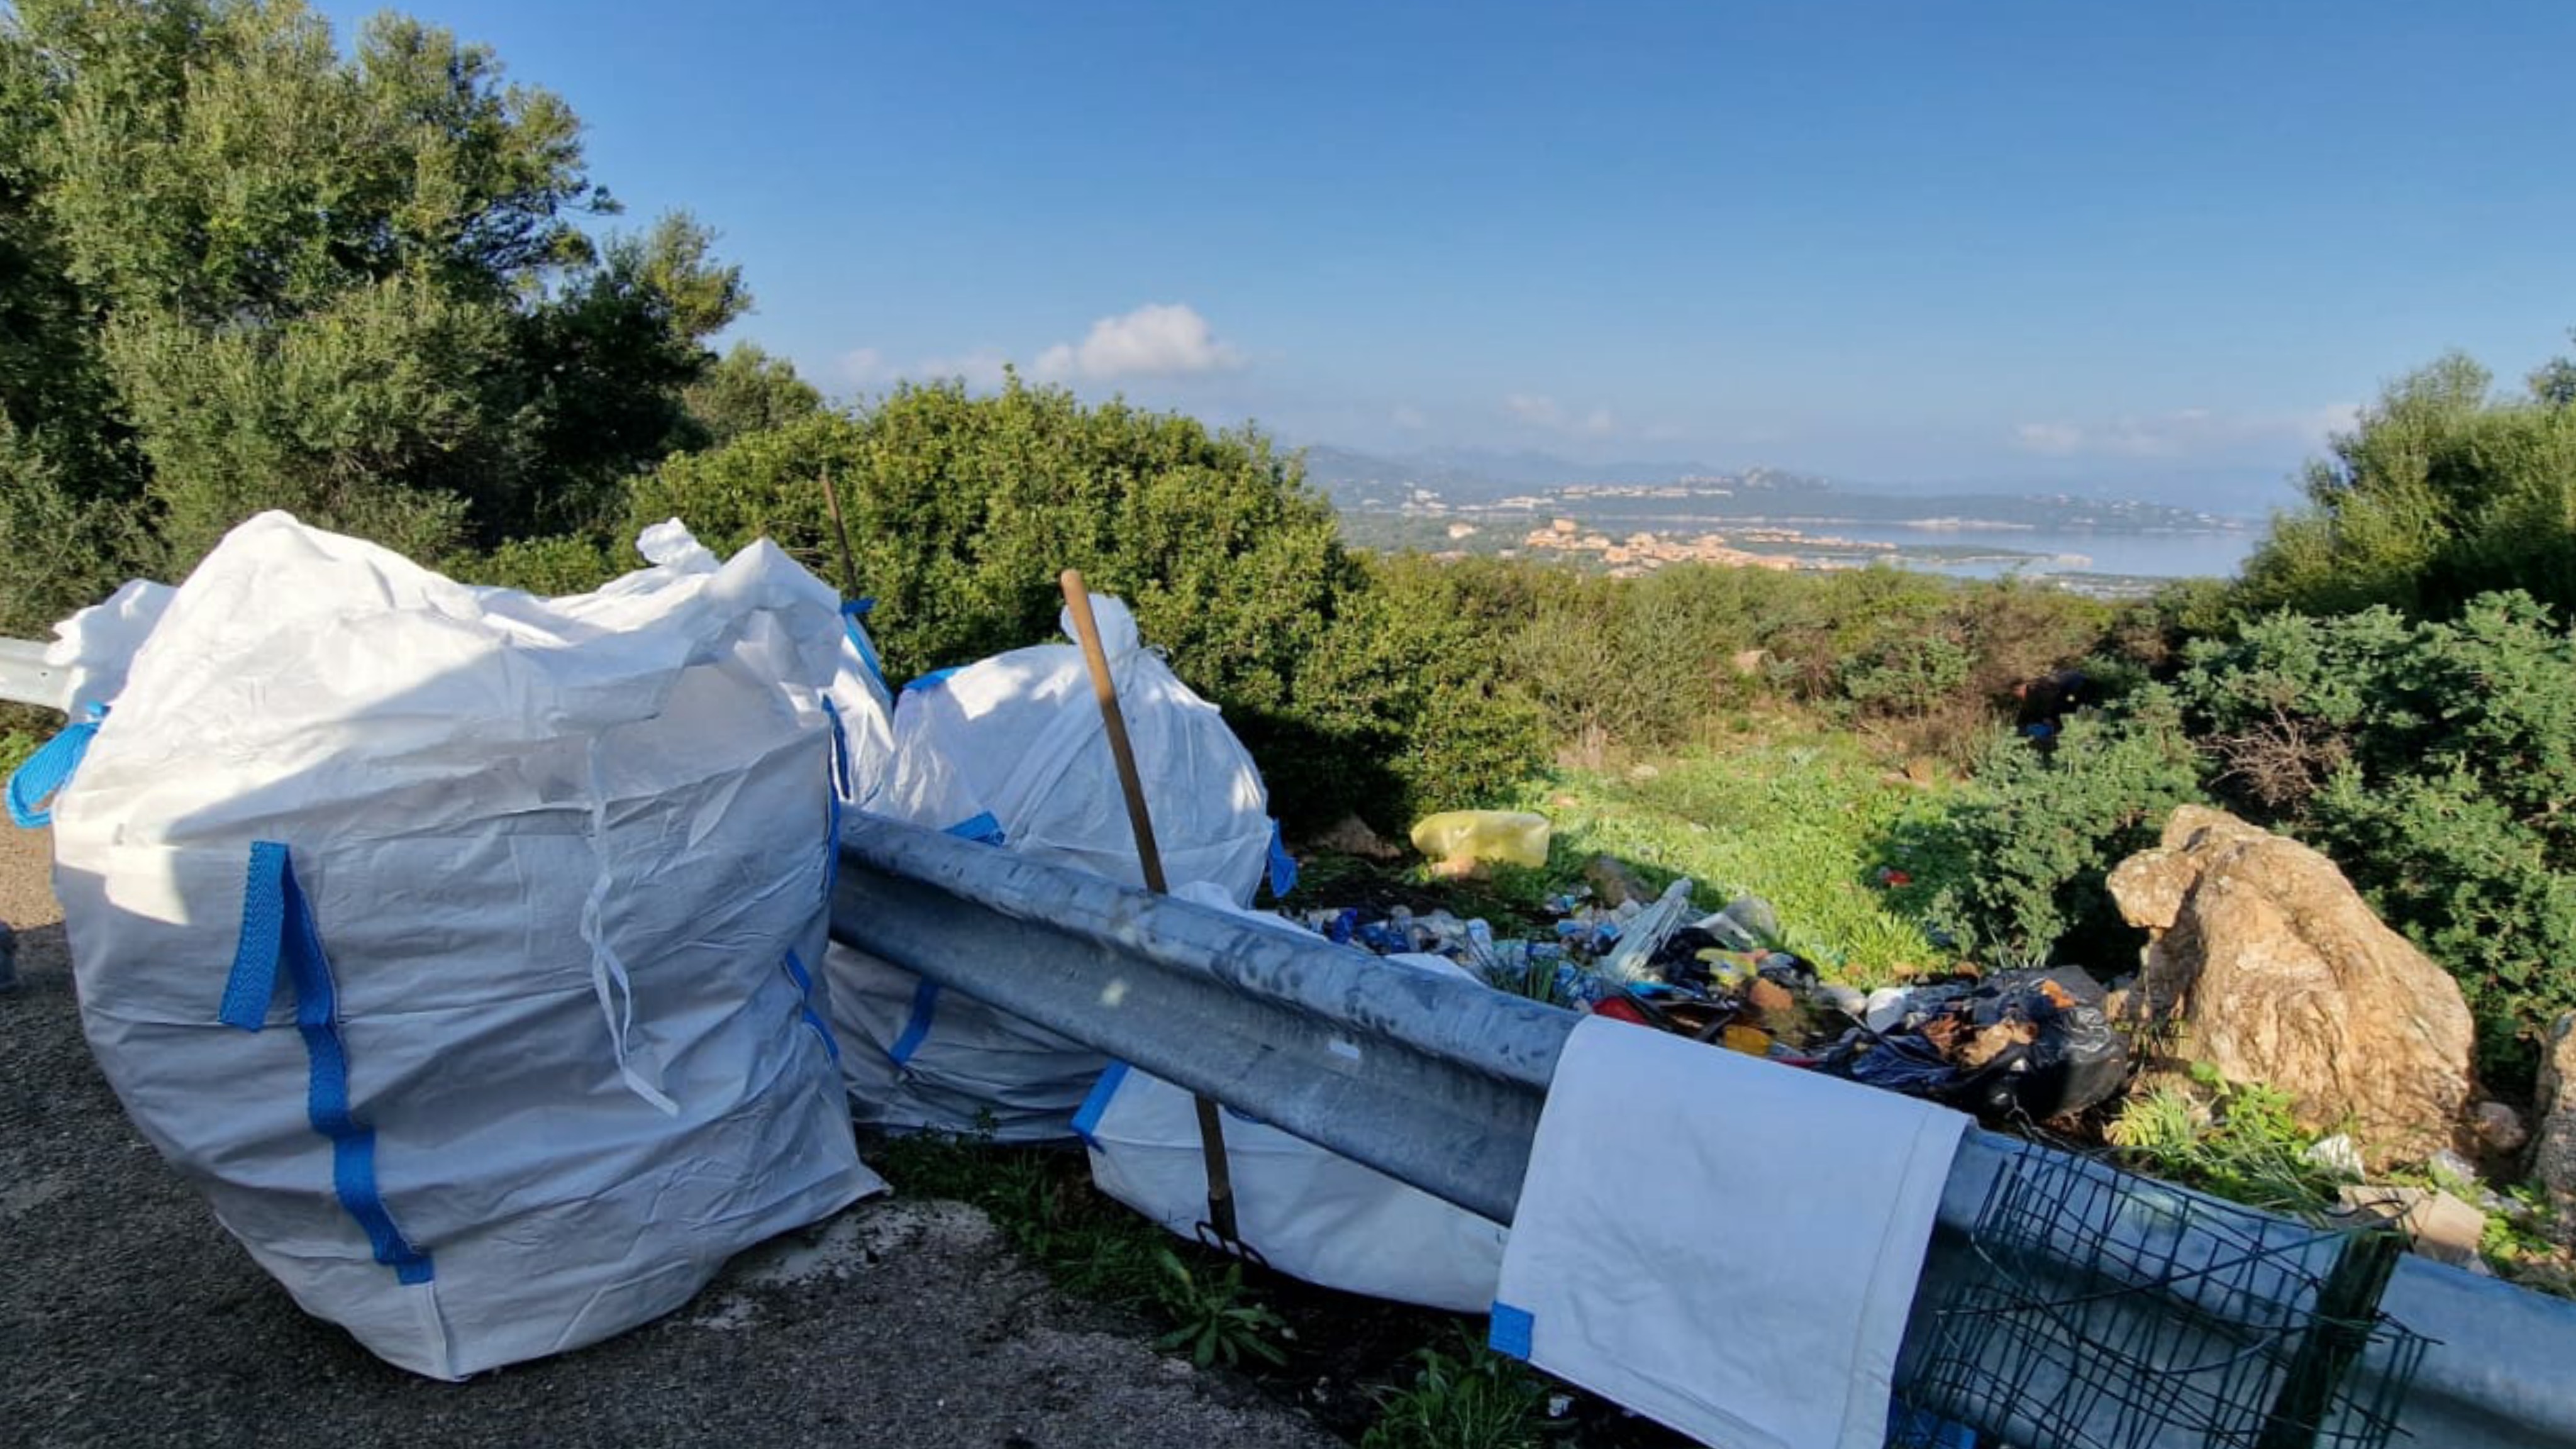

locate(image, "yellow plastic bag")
[[1407, 809, 1551, 869]]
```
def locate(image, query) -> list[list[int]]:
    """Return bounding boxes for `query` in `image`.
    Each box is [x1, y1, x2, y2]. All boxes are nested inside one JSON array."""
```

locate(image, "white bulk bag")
[[827, 594, 1285, 1140], [630, 519, 894, 811], [826, 599, 897, 811], [19, 511, 881, 1380], [1075, 889, 1506, 1313], [1079, 1062, 1508, 1313]]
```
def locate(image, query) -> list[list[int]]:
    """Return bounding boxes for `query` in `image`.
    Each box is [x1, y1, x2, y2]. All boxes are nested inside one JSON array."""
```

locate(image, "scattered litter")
[[1285, 877, 2133, 1123]]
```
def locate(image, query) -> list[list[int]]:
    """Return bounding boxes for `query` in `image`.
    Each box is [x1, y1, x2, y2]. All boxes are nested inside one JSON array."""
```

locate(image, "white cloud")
[[837, 348, 890, 387], [2012, 421, 2086, 455], [1034, 303, 1243, 381], [2009, 404, 2359, 460], [1391, 404, 1429, 431], [1505, 392, 1618, 438], [836, 346, 1013, 391]]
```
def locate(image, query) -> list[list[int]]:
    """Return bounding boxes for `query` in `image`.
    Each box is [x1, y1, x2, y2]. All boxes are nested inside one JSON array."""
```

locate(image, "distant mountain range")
[[1295, 444, 2240, 533]]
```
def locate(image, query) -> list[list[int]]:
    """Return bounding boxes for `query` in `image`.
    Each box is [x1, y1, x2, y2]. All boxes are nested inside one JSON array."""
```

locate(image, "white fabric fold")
[[1491, 1015, 1966, 1449]]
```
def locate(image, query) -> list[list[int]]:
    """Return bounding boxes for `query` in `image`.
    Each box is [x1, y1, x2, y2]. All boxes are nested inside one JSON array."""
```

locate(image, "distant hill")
[[1294, 443, 2233, 533]]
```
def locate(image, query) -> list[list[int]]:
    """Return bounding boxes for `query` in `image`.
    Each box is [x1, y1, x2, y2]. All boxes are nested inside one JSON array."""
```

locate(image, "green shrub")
[[1929, 592, 2576, 1091], [2242, 348, 2576, 620], [2174, 596, 2576, 1090], [2106, 1066, 2349, 1217], [631, 385, 1546, 828], [1921, 691, 2206, 969], [452, 531, 622, 595], [1287, 552, 1553, 823]]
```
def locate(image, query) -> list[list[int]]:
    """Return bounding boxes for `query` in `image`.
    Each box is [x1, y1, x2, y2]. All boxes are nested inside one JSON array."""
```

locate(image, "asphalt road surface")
[[0, 826, 1335, 1448]]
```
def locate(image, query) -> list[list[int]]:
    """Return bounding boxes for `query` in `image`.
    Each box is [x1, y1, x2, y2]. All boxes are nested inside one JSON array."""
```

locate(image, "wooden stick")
[[1058, 569, 1238, 1246], [819, 465, 862, 601]]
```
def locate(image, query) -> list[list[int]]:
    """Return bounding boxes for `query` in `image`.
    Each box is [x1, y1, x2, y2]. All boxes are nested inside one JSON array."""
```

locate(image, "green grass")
[[1487, 728, 1974, 984], [1360, 1328, 1549, 1449], [0, 728, 36, 778], [2103, 1067, 2351, 1218]]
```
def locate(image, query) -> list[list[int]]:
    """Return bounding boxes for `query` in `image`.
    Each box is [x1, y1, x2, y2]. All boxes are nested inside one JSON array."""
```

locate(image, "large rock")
[[2107, 806, 2477, 1168], [2533, 1012, 2576, 1241]]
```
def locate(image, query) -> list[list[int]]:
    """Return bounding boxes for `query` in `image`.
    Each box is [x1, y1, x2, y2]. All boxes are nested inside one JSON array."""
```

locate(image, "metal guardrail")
[[834, 814, 2576, 1448], [0, 637, 63, 710]]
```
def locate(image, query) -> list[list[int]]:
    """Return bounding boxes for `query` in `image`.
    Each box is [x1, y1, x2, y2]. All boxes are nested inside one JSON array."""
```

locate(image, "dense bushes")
[[2243, 348, 2576, 620], [622, 382, 1423, 826], [1933, 595, 2576, 1090], [2185, 598, 2576, 1088], [608, 382, 2123, 831], [1921, 694, 2206, 969]]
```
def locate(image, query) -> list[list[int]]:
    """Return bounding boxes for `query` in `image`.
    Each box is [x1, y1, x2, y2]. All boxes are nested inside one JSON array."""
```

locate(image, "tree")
[[2242, 348, 2576, 619], [2532, 332, 2576, 409], [0, 0, 743, 627], [628, 379, 1546, 825], [683, 342, 823, 448]]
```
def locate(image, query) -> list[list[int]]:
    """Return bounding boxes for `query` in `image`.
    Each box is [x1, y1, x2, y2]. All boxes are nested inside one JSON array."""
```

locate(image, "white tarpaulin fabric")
[[40, 577, 173, 716], [1491, 1016, 1966, 1449], [25, 511, 881, 1380], [1077, 890, 1507, 1312], [826, 594, 1281, 1140], [631, 519, 894, 810]]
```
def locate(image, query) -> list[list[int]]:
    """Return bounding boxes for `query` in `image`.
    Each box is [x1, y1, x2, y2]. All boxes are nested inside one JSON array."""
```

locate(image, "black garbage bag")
[[1821, 1030, 1962, 1096], [1821, 969, 2129, 1121], [1945, 997, 2129, 1121]]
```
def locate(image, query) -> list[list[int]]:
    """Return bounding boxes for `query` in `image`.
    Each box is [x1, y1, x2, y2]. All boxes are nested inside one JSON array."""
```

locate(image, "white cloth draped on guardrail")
[[1492, 1015, 1967, 1449]]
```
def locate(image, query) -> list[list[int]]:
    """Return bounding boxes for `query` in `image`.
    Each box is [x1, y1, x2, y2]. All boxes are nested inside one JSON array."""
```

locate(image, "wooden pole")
[[1058, 569, 1238, 1247], [819, 465, 862, 601]]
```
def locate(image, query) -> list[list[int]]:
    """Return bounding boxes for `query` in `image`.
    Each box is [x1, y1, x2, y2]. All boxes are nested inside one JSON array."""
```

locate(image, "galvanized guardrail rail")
[[835, 814, 2576, 1449], [0, 637, 62, 710]]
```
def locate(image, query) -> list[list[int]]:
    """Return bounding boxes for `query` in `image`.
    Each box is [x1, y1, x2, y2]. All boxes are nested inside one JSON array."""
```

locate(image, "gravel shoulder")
[[0, 826, 1335, 1449]]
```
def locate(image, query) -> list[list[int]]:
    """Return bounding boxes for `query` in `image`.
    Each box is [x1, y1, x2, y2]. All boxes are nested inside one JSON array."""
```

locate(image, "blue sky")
[[324, 1, 2576, 509]]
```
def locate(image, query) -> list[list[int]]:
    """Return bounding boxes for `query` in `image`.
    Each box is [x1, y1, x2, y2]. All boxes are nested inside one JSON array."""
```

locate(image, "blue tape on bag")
[[6, 706, 103, 828], [218, 841, 434, 1286]]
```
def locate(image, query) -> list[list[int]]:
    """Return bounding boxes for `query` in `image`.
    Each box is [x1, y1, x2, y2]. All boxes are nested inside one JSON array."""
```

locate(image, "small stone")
[[1310, 813, 1401, 860], [2531, 1012, 2576, 1245], [2473, 1101, 2529, 1155], [1582, 855, 1652, 908]]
